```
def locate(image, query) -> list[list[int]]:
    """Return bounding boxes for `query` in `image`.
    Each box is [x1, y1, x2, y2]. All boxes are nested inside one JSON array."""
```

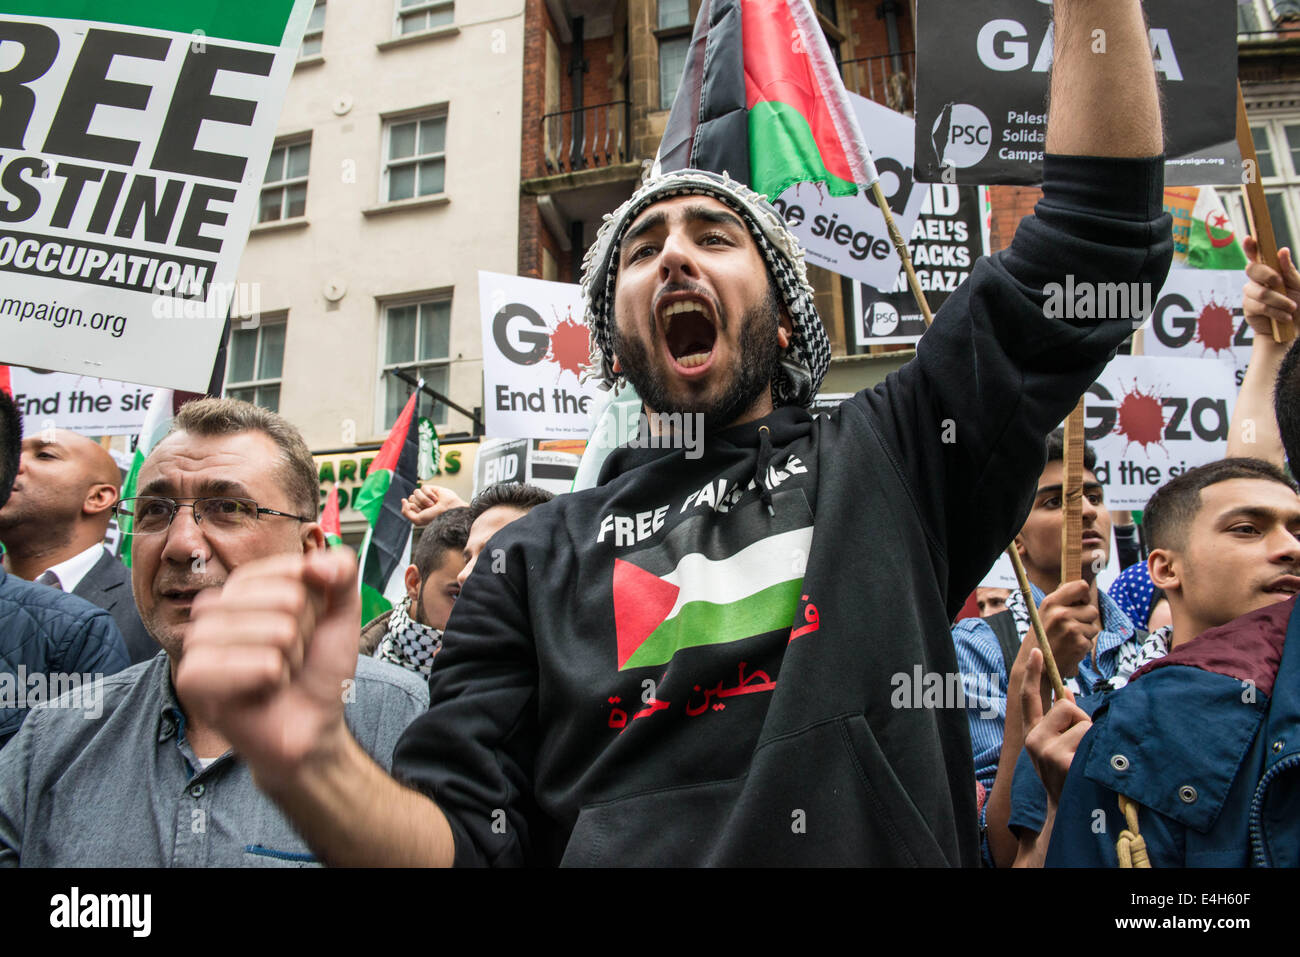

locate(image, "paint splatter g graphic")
[[547, 310, 591, 379], [1115, 380, 1167, 456]]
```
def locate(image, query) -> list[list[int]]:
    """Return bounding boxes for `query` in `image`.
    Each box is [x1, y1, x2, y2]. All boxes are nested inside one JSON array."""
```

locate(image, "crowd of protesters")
[[2, 0, 1300, 868], [2, 247, 1299, 868]]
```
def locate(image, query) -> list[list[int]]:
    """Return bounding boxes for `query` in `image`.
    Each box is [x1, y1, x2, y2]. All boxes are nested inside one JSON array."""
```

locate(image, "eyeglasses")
[[114, 496, 316, 536]]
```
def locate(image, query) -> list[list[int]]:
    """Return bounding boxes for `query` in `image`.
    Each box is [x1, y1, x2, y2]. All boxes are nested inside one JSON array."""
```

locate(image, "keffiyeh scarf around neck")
[[375, 596, 442, 677]]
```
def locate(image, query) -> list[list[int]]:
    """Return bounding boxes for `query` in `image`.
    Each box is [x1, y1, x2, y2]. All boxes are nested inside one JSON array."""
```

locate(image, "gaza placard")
[[1081, 355, 1237, 510], [1140, 269, 1253, 387], [914, 0, 1239, 186], [0, 0, 313, 390]]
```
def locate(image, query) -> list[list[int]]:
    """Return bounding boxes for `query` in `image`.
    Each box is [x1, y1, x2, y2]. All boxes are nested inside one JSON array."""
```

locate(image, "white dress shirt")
[[36, 543, 107, 593]]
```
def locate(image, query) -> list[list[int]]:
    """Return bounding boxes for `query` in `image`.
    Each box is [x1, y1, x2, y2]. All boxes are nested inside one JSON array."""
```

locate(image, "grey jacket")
[[0, 652, 429, 866]]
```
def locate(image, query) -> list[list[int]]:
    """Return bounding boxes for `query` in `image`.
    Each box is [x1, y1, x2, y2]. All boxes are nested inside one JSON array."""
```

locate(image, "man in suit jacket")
[[0, 426, 158, 663], [73, 549, 159, 663]]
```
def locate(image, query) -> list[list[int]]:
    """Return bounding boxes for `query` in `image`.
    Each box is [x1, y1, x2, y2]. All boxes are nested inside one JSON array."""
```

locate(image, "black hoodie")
[[393, 154, 1173, 866]]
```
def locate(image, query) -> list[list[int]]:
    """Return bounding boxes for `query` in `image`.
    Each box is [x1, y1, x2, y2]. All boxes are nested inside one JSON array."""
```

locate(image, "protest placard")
[[1141, 269, 1253, 386], [0, 0, 312, 389], [2, 363, 153, 435], [768, 93, 927, 290], [850, 184, 989, 348], [1081, 355, 1237, 510], [914, 0, 1240, 186], [475, 437, 584, 497], [478, 271, 604, 440]]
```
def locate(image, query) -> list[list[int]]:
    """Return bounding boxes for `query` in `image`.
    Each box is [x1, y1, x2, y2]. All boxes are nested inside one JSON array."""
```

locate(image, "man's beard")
[[613, 282, 784, 431]]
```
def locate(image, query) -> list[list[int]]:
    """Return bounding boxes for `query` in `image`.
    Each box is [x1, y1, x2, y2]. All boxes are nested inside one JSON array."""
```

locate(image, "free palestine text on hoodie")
[[393, 155, 1174, 866]]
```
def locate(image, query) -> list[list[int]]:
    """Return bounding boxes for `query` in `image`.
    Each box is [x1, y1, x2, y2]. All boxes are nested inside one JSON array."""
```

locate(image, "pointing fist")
[[175, 548, 361, 786]]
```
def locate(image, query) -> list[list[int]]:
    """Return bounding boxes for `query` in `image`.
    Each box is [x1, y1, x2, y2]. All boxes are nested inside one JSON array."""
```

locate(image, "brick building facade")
[[517, 1, 1300, 395]]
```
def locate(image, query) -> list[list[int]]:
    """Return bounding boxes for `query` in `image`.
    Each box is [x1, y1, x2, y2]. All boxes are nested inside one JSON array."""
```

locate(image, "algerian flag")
[[1186, 186, 1247, 270], [353, 389, 420, 623], [611, 493, 812, 670], [119, 388, 175, 567], [320, 482, 343, 547], [657, 0, 880, 201]]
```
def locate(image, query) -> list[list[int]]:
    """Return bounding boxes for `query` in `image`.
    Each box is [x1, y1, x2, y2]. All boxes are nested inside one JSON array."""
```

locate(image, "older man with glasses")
[[0, 398, 429, 867]]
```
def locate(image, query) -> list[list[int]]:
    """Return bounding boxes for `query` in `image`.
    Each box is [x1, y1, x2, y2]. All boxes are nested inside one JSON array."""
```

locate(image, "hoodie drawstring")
[[755, 426, 775, 516]]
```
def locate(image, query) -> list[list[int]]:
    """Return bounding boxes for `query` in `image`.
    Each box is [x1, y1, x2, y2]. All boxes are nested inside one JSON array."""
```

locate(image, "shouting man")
[[177, 0, 1173, 866]]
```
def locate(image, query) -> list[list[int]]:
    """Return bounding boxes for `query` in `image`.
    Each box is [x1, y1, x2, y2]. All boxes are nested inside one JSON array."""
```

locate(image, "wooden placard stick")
[[1060, 397, 1095, 670], [870, 178, 936, 328], [1060, 398, 1086, 588], [1006, 544, 1067, 701], [1236, 81, 1294, 344]]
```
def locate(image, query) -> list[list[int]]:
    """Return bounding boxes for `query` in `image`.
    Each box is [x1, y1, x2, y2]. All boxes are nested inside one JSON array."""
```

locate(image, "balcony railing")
[[541, 100, 631, 175], [838, 51, 916, 113]]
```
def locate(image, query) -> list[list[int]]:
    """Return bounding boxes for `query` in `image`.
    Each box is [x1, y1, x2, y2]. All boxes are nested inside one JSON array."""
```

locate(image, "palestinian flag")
[[1184, 187, 1247, 270], [657, 0, 879, 201], [354, 391, 420, 623], [119, 387, 176, 567], [320, 482, 343, 546], [612, 493, 812, 670]]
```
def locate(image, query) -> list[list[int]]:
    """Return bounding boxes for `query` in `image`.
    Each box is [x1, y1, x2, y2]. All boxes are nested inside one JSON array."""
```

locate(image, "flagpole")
[[869, 179, 936, 327], [784, 2, 936, 329]]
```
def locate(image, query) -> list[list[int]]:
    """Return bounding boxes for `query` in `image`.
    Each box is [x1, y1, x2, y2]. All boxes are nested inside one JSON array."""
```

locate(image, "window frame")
[[300, 0, 326, 57], [1222, 112, 1300, 257], [654, 1, 695, 112], [394, 0, 455, 38], [377, 293, 454, 431], [381, 109, 448, 204], [259, 136, 311, 224], [224, 315, 288, 413], [1239, 0, 1291, 35]]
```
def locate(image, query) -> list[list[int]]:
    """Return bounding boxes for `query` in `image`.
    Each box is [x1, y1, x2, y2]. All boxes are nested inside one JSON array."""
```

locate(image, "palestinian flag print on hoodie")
[[612, 491, 812, 671]]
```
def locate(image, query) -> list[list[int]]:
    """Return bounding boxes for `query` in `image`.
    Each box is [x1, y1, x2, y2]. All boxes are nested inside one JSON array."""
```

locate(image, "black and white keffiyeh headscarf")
[[579, 169, 832, 408], [375, 596, 442, 677]]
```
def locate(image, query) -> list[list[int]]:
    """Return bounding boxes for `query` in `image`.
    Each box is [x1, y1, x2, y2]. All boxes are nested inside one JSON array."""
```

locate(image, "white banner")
[[1082, 355, 1237, 510], [1140, 269, 1252, 386], [478, 271, 604, 439], [771, 93, 927, 290], [4, 364, 154, 436], [0, 1, 313, 390]]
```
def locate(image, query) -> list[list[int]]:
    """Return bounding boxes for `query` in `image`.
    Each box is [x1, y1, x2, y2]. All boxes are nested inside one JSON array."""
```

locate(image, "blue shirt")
[[0, 651, 428, 866], [952, 583, 1138, 794]]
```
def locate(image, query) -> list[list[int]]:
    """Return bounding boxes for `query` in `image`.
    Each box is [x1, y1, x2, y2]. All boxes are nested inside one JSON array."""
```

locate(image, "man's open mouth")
[[660, 297, 718, 371]]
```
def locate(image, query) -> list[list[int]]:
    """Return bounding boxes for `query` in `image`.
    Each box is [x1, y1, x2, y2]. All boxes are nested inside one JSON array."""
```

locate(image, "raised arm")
[[1227, 238, 1298, 466], [1046, 0, 1163, 157]]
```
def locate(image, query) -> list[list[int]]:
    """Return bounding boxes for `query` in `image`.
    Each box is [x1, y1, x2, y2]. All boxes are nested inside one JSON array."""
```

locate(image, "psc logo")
[[863, 301, 900, 338], [932, 103, 992, 170]]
